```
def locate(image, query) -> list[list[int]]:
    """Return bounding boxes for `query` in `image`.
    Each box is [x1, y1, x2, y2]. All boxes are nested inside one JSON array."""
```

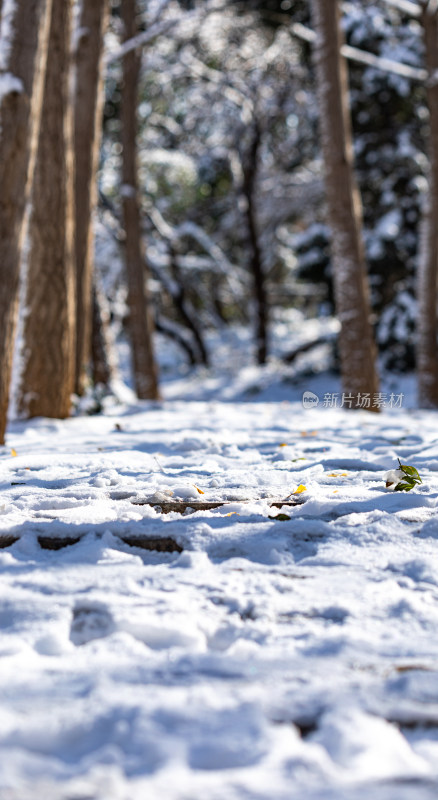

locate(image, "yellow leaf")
[[11, 449, 17, 457], [293, 484, 307, 494], [333, 490, 339, 494], [279, 443, 288, 447], [194, 485, 204, 495]]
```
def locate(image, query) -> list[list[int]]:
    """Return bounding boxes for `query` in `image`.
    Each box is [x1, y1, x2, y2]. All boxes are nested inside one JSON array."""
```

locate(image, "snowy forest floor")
[[2, 325, 438, 800]]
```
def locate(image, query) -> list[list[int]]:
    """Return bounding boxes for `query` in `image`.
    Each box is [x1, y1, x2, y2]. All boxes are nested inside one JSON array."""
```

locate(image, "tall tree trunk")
[[241, 120, 268, 365], [310, 0, 379, 408], [0, 0, 52, 443], [417, 3, 438, 408], [17, 0, 76, 419], [121, 0, 160, 400], [73, 0, 109, 396]]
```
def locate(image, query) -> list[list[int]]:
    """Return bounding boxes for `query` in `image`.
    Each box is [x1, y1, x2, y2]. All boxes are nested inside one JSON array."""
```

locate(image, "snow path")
[[1, 401, 438, 799]]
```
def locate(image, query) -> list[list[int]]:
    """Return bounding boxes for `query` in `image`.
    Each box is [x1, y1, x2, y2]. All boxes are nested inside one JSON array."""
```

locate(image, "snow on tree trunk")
[[0, 0, 52, 443], [310, 0, 380, 408], [121, 0, 160, 401], [417, 3, 438, 408], [17, 0, 76, 420], [73, 0, 109, 396]]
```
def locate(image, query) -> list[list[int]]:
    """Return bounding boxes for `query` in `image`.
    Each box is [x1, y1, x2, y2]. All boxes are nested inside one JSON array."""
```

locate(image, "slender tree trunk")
[[417, 3, 438, 408], [168, 244, 209, 366], [91, 278, 112, 388], [73, 0, 109, 395], [121, 0, 160, 400], [310, 0, 379, 407], [0, 0, 52, 443], [241, 120, 268, 365], [17, 0, 76, 419]]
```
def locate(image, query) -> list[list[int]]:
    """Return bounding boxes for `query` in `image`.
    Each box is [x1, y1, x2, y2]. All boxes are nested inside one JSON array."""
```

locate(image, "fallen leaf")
[[194, 485, 205, 494], [293, 484, 307, 494], [11, 449, 17, 457]]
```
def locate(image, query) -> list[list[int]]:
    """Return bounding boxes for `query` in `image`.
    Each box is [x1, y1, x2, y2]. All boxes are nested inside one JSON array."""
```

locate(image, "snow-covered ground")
[[1, 338, 438, 799]]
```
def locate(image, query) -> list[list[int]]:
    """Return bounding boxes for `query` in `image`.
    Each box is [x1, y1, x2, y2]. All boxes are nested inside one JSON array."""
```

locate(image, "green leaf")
[[269, 513, 291, 521], [399, 462, 420, 479], [396, 459, 422, 489], [394, 480, 417, 492]]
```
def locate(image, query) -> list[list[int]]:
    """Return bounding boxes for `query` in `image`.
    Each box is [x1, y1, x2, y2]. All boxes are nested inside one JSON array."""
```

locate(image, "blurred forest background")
[[1, 0, 438, 443]]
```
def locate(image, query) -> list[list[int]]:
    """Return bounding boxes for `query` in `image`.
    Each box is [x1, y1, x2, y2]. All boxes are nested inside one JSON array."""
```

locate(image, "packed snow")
[[1, 356, 438, 799]]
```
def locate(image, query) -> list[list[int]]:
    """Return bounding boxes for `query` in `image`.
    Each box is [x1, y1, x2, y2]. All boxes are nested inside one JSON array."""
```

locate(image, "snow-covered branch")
[[374, 0, 422, 17], [145, 205, 248, 293], [106, 0, 228, 68], [105, 17, 179, 66], [179, 50, 254, 123], [341, 43, 427, 82], [291, 22, 427, 82]]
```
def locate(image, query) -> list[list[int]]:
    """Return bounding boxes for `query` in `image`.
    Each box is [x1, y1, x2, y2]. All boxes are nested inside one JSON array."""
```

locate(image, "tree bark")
[[241, 120, 268, 365], [73, 0, 109, 396], [121, 0, 160, 400], [417, 3, 438, 408], [310, 0, 379, 407], [0, 0, 52, 443], [17, 0, 76, 419]]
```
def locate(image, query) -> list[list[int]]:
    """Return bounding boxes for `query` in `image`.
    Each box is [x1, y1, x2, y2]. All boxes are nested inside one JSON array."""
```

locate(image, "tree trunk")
[[417, 3, 438, 408], [73, 0, 109, 396], [17, 0, 76, 419], [241, 120, 268, 365], [310, 0, 379, 408], [0, 0, 52, 443], [121, 0, 160, 400], [91, 277, 113, 389]]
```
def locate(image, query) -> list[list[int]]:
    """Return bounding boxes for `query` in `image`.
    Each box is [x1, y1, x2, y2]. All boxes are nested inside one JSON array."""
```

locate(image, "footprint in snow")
[[70, 603, 115, 646]]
